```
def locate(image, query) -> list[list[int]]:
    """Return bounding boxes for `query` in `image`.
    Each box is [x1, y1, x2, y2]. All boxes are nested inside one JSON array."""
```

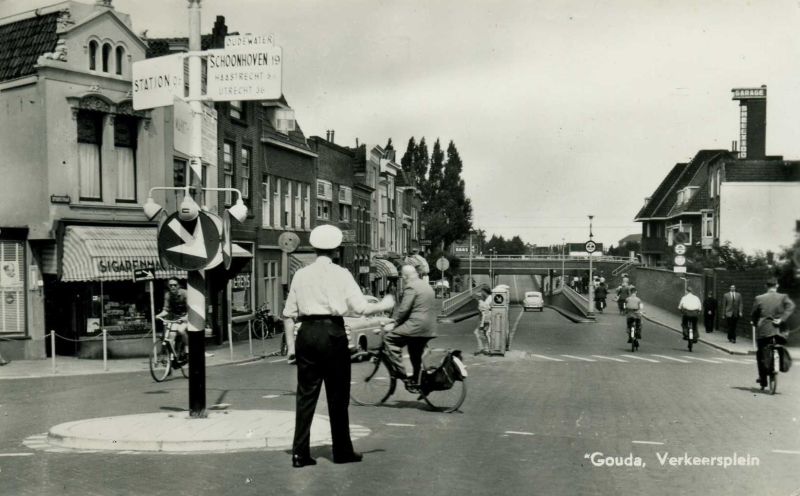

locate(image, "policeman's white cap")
[[310, 224, 343, 250]]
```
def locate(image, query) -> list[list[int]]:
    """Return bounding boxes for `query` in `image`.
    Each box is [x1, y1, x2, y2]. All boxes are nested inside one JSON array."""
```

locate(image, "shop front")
[[45, 225, 185, 357]]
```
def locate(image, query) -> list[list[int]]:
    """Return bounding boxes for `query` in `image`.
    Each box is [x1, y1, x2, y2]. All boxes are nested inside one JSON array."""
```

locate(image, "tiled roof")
[[0, 11, 62, 82], [724, 158, 800, 182], [635, 163, 686, 219]]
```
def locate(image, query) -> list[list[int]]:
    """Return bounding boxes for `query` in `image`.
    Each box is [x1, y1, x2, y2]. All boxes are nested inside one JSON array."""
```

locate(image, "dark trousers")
[[704, 312, 716, 332], [681, 315, 699, 342], [726, 316, 739, 342], [755, 337, 773, 388], [626, 317, 642, 339], [384, 332, 429, 379], [292, 318, 354, 459]]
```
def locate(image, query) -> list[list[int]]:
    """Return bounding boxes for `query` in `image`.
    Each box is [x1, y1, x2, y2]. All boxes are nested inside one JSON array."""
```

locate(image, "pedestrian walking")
[[703, 291, 718, 333], [750, 277, 796, 390], [0, 350, 9, 366], [722, 284, 743, 343], [282, 225, 394, 468]]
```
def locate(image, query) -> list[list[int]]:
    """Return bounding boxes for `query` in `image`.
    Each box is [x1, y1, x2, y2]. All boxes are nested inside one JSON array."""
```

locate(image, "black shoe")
[[287, 354, 296, 365], [292, 454, 317, 468], [333, 451, 363, 464]]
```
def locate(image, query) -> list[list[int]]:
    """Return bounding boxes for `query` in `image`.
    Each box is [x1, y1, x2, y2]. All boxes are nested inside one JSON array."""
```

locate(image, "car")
[[522, 291, 544, 312], [344, 296, 394, 359]]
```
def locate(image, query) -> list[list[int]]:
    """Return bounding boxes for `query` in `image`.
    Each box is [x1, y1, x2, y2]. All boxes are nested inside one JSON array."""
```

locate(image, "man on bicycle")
[[750, 277, 796, 390], [157, 278, 188, 356], [624, 286, 644, 342], [678, 287, 702, 342]]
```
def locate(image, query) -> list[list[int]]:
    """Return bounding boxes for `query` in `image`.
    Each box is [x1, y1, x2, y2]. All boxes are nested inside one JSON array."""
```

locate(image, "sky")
[[3, 0, 800, 248]]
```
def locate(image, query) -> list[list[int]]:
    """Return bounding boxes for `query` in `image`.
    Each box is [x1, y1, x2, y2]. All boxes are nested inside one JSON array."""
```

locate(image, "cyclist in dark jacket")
[[594, 282, 608, 313]]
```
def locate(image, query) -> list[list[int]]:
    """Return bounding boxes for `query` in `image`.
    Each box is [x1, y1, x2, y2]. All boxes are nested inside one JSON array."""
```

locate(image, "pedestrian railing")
[[612, 260, 639, 276], [461, 254, 634, 263], [440, 284, 489, 316]]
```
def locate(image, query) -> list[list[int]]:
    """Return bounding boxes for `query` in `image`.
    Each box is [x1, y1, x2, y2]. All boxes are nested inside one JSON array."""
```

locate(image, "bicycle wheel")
[[252, 319, 267, 340], [350, 356, 394, 406], [149, 341, 171, 382], [423, 380, 466, 413], [769, 373, 777, 395]]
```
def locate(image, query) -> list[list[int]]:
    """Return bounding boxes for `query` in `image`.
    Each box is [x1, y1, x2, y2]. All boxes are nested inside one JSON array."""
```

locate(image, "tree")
[[400, 137, 416, 179], [413, 137, 429, 190]]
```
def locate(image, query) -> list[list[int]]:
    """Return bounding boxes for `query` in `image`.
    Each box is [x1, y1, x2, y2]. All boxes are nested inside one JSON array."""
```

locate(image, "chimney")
[[355, 137, 359, 147], [731, 140, 737, 152], [731, 85, 767, 159], [330, 130, 335, 143], [212, 16, 228, 49], [95, 0, 113, 9]]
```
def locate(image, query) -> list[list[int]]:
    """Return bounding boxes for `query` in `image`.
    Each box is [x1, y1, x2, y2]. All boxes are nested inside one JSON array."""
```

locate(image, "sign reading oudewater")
[[206, 46, 282, 101], [132, 54, 184, 110]]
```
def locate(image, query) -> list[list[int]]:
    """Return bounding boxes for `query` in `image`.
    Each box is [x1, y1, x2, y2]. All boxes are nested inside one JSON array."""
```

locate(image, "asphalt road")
[[1, 307, 798, 496]]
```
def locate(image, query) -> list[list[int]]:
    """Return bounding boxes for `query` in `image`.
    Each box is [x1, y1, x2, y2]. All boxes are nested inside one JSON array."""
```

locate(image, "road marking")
[[681, 356, 721, 364], [632, 440, 664, 445], [772, 449, 800, 455], [235, 360, 262, 366], [531, 354, 564, 362], [0, 453, 34, 457], [620, 354, 660, 363], [505, 431, 535, 436], [509, 307, 525, 345], [651, 355, 690, 363], [560, 355, 596, 362], [262, 394, 280, 399], [714, 357, 750, 364], [386, 423, 416, 427], [591, 355, 628, 362]]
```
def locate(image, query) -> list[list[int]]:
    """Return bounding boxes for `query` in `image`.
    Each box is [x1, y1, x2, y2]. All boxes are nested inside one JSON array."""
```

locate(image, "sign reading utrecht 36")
[[206, 46, 283, 101]]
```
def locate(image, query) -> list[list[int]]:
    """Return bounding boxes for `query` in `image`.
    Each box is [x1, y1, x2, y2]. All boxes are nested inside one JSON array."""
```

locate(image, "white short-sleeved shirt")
[[679, 293, 702, 312], [282, 256, 367, 319]]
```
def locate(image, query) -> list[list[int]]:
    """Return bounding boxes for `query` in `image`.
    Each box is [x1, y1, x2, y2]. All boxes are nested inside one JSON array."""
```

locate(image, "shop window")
[[84, 280, 163, 336], [114, 116, 137, 202], [317, 200, 331, 220], [0, 240, 25, 334], [115, 46, 124, 75], [231, 258, 253, 318], [89, 40, 98, 70], [102, 43, 111, 72], [261, 176, 271, 228], [241, 146, 251, 202], [223, 141, 234, 205], [77, 110, 103, 200]]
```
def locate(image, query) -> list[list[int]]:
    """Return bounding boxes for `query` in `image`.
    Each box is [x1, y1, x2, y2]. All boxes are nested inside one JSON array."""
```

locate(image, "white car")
[[344, 296, 394, 358], [522, 291, 544, 312]]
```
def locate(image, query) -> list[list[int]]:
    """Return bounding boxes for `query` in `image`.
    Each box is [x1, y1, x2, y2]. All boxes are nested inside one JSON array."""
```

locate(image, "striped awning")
[[61, 226, 186, 282], [288, 253, 317, 278], [372, 258, 398, 278]]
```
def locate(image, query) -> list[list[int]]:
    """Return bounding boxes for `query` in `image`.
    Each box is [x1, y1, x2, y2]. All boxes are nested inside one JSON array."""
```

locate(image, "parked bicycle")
[[251, 305, 277, 340], [149, 316, 189, 382], [350, 324, 467, 413]]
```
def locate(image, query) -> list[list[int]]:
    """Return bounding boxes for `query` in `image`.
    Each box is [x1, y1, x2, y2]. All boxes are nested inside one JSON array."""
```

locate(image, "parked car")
[[344, 296, 394, 358], [522, 291, 544, 312]]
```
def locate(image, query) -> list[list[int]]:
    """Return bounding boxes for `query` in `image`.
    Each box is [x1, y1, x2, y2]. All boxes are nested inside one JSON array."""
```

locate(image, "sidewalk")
[[641, 301, 800, 356], [0, 335, 284, 380]]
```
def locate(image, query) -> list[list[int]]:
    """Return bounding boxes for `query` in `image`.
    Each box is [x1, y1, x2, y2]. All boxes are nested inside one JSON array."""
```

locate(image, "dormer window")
[[272, 108, 295, 134], [677, 186, 699, 205]]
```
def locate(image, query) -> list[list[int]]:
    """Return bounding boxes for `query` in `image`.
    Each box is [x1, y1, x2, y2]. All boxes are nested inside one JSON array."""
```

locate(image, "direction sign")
[[157, 211, 221, 270], [585, 240, 597, 253], [420, 239, 432, 246], [132, 268, 155, 282], [225, 34, 275, 49], [674, 255, 686, 266], [436, 257, 450, 272], [673, 266, 687, 273], [132, 54, 184, 110], [674, 244, 686, 255], [206, 46, 283, 102]]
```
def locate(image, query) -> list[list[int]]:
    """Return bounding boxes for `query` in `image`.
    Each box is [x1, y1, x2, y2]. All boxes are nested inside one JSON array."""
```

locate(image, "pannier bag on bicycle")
[[420, 349, 466, 391], [761, 345, 792, 373]]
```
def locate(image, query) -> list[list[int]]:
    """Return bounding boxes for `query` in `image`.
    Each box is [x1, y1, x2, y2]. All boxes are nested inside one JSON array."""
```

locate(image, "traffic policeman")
[[282, 224, 394, 467]]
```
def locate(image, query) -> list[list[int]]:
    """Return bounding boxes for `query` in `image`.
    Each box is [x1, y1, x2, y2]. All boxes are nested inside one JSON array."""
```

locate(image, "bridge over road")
[[455, 254, 638, 277]]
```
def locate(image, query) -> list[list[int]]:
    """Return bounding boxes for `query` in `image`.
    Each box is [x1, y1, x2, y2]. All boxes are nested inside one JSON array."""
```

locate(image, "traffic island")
[[41, 410, 371, 453]]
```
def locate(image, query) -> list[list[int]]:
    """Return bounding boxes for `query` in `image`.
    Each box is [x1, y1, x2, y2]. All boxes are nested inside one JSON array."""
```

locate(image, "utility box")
[[489, 284, 510, 355]]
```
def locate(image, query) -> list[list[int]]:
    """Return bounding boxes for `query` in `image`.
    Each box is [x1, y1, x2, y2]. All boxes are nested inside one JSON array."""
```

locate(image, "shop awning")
[[60, 226, 186, 282], [288, 253, 317, 278], [371, 258, 398, 278]]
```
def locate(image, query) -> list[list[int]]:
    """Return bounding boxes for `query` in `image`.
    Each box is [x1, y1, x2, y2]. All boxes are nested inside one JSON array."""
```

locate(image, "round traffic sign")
[[278, 231, 300, 253], [493, 294, 505, 305], [157, 211, 221, 270], [674, 244, 686, 255], [436, 257, 450, 272], [585, 240, 597, 253], [674, 255, 686, 266]]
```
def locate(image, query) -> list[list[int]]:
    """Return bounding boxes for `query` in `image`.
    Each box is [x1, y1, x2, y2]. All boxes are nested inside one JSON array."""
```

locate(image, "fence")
[[440, 284, 489, 316]]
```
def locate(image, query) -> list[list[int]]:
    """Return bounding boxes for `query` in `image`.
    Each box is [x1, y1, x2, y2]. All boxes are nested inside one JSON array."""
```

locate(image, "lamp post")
[[561, 236, 565, 289], [489, 248, 496, 287], [468, 231, 473, 290], [588, 215, 594, 315]]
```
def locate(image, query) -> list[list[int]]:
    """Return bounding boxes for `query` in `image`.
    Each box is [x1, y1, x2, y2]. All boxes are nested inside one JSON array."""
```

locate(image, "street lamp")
[[489, 248, 496, 287], [561, 236, 565, 289], [468, 231, 474, 290], [588, 215, 594, 315]]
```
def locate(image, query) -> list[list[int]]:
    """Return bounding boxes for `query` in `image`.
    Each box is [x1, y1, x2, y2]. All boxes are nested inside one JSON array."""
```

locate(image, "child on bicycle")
[[624, 287, 643, 342]]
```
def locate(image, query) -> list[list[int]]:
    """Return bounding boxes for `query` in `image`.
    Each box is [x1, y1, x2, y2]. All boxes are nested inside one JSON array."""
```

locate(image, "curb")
[[438, 309, 480, 324], [642, 314, 755, 356], [544, 305, 593, 323]]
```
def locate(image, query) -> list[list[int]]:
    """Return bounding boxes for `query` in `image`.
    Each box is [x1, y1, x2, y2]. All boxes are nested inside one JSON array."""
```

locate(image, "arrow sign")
[[158, 211, 221, 271], [133, 268, 155, 282]]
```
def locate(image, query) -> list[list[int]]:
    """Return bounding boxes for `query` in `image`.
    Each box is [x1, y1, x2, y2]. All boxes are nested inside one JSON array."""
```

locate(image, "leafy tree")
[[400, 137, 416, 179]]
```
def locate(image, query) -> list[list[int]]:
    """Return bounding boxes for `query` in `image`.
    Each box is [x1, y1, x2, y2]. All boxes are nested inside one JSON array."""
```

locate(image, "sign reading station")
[[206, 46, 283, 102], [132, 54, 184, 110]]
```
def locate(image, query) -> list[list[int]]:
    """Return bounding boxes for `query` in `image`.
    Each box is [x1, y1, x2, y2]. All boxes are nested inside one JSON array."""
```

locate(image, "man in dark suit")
[[722, 284, 743, 343], [384, 264, 437, 385], [750, 278, 796, 390], [703, 291, 718, 333]]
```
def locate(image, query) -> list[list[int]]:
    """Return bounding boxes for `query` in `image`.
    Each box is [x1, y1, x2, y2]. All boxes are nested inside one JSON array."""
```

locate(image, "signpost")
[[131, 54, 184, 111], [436, 257, 450, 297], [673, 243, 687, 273], [157, 211, 221, 271], [133, 268, 157, 346], [206, 46, 283, 102]]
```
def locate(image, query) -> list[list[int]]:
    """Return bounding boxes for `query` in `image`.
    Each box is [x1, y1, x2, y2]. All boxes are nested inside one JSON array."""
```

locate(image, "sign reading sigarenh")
[[206, 45, 283, 101]]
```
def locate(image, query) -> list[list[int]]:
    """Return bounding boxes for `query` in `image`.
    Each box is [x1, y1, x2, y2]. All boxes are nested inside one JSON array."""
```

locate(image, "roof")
[[635, 163, 686, 219], [723, 158, 800, 182], [617, 234, 641, 245], [144, 34, 217, 58], [0, 11, 62, 82]]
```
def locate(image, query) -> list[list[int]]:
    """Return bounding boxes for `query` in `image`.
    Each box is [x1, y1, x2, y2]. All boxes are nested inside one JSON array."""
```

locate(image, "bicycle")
[[627, 318, 641, 352], [759, 326, 788, 395], [149, 317, 189, 382], [682, 313, 699, 352], [251, 305, 276, 341], [350, 325, 467, 413]]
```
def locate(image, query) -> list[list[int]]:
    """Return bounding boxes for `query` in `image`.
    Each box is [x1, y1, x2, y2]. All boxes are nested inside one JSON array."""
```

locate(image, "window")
[[240, 146, 251, 201], [89, 40, 98, 70], [316, 179, 332, 200], [114, 116, 137, 202], [261, 176, 270, 227], [294, 182, 302, 228], [710, 170, 716, 198], [230, 100, 243, 120], [262, 261, 279, 314], [271, 108, 295, 134], [231, 255, 253, 318], [303, 184, 311, 230], [102, 43, 111, 72], [77, 110, 103, 200], [0, 240, 26, 334], [338, 186, 352, 205], [317, 200, 331, 220], [223, 141, 234, 205], [703, 212, 714, 238], [173, 158, 187, 187], [273, 179, 281, 229], [284, 181, 291, 227], [339, 203, 351, 222], [115, 46, 124, 75]]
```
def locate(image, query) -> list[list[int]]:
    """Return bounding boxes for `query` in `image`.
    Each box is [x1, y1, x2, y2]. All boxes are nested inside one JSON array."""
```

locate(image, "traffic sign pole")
[[149, 280, 156, 346]]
